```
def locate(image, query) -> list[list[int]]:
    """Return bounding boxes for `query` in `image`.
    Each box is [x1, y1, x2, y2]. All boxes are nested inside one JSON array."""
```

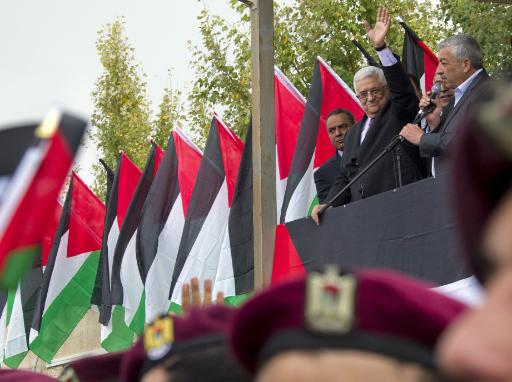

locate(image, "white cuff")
[[377, 47, 397, 67]]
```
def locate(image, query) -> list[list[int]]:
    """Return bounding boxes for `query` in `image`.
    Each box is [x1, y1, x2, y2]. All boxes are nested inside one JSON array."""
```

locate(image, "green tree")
[[440, 0, 511, 74], [152, 70, 186, 148], [187, 0, 447, 142], [90, 17, 153, 198]]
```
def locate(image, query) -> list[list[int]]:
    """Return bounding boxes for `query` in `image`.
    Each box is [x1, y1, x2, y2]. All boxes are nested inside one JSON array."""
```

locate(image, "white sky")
[[0, 0, 239, 185]]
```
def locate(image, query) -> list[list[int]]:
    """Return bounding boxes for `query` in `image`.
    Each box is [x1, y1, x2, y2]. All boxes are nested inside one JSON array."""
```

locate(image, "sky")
[[0, 0, 239, 185]]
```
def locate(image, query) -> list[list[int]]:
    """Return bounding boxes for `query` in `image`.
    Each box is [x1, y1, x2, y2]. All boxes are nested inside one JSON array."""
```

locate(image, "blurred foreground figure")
[[61, 305, 249, 382], [436, 75, 512, 381], [230, 266, 466, 382], [0, 370, 56, 381]]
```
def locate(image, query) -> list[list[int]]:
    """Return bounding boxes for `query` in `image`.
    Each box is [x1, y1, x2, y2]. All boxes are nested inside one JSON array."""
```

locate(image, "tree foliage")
[[91, 18, 153, 198], [153, 70, 186, 147], [440, 0, 511, 75], [187, 0, 447, 142], [90, 18, 184, 198]]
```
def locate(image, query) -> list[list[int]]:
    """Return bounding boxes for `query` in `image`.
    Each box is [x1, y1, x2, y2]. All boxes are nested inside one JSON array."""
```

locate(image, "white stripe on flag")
[[43, 232, 90, 314], [283, 157, 316, 223], [145, 194, 185, 323], [5, 286, 27, 359], [213, 227, 235, 297], [171, 181, 230, 305], [434, 276, 484, 307], [107, 219, 120, 290], [120, 232, 144, 326]]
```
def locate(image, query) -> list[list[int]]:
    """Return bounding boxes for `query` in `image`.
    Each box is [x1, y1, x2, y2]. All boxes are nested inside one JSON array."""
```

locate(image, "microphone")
[[412, 81, 442, 125]]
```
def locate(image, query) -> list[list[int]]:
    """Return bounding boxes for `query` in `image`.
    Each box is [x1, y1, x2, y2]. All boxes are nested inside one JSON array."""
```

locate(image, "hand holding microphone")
[[413, 81, 442, 125]]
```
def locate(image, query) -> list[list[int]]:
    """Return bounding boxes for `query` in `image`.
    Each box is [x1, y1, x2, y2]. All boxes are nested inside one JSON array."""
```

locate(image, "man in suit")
[[314, 109, 355, 203], [312, 7, 427, 224], [400, 35, 489, 176]]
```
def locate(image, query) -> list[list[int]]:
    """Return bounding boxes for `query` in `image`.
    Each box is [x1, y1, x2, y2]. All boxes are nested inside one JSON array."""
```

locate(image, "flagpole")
[[242, 0, 276, 289]]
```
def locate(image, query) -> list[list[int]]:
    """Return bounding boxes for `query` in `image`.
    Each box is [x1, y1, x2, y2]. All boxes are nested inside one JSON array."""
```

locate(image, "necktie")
[[361, 118, 374, 144]]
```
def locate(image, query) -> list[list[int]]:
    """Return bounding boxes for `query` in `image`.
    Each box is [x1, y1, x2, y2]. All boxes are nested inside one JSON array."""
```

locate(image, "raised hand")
[[181, 277, 225, 314], [363, 7, 391, 49]]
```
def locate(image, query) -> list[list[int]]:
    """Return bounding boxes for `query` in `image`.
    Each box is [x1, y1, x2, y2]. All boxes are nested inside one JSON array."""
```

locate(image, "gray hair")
[[438, 34, 483, 69], [353, 66, 387, 92]]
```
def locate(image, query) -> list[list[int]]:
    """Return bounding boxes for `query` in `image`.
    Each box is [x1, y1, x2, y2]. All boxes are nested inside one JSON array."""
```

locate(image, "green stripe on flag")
[[3, 351, 27, 369], [168, 302, 182, 315], [0, 246, 38, 289], [129, 292, 145, 335], [101, 306, 134, 352], [307, 196, 319, 218], [6, 288, 16, 324], [165, 293, 253, 318], [224, 293, 252, 307], [30, 251, 100, 362]]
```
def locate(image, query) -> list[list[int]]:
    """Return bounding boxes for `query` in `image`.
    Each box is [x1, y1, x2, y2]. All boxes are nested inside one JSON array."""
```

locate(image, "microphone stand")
[[318, 135, 405, 215]]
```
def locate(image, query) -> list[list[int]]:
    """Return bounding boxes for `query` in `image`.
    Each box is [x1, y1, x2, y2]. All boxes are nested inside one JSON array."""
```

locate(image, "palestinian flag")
[[0, 111, 87, 288], [137, 129, 202, 322], [279, 57, 364, 224], [98, 153, 141, 352], [397, 17, 439, 94], [110, 144, 163, 335], [29, 173, 105, 363], [213, 122, 253, 303], [169, 115, 243, 305], [3, 253, 43, 368], [274, 68, 306, 222]]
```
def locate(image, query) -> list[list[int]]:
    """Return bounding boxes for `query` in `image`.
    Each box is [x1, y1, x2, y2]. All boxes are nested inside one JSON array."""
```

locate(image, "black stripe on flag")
[[169, 118, 226, 298], [0, 124, 38, 177], [20, 251, 44, 344], [96, 154, 121, 325], [229, 122, 254, 294], [31, 177, 73, 332], [110, 144, 157, 305], [91, 159, 115, 309], [57, 113, 88, 156], [137, 136, 180, 283], [279, 61, 323, 224]]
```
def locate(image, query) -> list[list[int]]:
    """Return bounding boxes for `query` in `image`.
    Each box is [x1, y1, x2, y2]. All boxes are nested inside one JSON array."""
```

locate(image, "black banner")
[[286, 175, 469, 285]]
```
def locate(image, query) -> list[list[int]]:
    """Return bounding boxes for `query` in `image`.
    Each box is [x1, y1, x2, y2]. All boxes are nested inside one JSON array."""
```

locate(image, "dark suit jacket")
[[314, 152, 342, 204], [419, 69, 490, 174], [326, 59, 428, 207]]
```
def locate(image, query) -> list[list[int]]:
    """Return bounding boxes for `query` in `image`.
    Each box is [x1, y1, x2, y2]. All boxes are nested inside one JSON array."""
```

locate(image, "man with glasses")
[[312, 7, 426, 225]]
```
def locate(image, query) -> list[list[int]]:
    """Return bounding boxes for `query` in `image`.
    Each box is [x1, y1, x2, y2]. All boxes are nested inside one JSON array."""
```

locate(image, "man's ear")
[[462, 58, 472, 74]]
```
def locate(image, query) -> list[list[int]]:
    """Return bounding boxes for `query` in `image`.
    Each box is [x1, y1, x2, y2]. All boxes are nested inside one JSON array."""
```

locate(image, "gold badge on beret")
[[144, 315, 174, 361], [305, 265, 356, 334]]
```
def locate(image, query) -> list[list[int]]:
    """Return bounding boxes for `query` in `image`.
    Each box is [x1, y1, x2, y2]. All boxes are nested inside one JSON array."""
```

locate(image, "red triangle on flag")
[[275, 68, 306, 180], [117, 153, 141, 228], [67, 173, 106, 258], [172, 129, 203, 217], [215, 114, 244, 207], [272, 224, 305, 285]]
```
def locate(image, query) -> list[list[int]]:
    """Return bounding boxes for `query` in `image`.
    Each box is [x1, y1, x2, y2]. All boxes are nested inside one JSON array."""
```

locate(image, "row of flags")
[[0, 20, 439, 366]]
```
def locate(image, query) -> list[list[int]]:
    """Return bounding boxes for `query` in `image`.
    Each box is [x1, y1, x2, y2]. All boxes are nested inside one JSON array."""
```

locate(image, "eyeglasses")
[[356, 86, 387, 101]]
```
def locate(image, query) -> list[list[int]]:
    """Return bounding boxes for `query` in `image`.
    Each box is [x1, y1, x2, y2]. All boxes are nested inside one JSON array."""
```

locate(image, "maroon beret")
[[137, 305, 237, 377], [230, 267, 467, 375], [452, 77, 512, 282], [0, 370, 56, 382], [61, 348, 140, 382]]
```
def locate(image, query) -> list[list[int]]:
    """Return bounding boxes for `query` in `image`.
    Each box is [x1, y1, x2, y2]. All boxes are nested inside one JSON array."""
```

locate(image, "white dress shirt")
[[454, 68, 483, 106]]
